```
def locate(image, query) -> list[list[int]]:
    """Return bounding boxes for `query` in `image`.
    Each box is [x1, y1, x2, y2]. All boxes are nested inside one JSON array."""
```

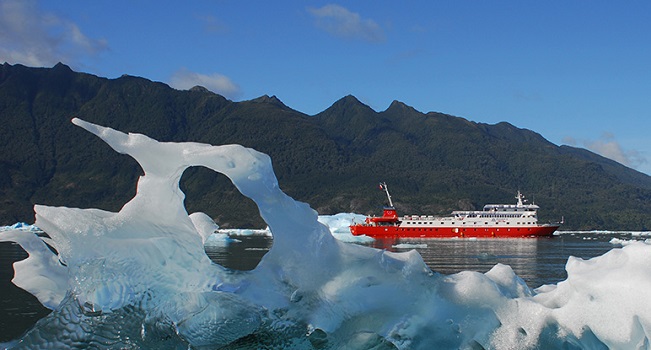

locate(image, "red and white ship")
[[350, 183, 562, 239]]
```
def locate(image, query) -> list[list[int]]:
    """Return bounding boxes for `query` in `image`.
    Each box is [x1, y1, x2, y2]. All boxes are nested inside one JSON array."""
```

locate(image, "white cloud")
[[580, 133, 647, 171], [307, 4, 385, 43], [562, 136, 577, 146], [0, 0, 107, 67], [170, 68, 241, 99]]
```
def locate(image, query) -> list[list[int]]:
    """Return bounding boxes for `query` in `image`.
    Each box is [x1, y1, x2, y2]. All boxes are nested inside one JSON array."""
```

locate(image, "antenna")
[[379, 182, 394, 207]]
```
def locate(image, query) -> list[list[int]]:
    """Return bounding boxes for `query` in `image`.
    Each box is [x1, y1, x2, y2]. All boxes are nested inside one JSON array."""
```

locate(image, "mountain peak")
[[53, 62, 72, 71], [384, 100, 419, 115], [252, 94, 285, 106], [189, 85, 211, 93], [335, 94, 364, 106], [322, 95, 373, 112], [249, 95, 295, 112]]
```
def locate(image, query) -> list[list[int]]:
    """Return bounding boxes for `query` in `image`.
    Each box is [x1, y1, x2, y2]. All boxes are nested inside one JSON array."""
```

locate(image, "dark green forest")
[[2, 63, 651, 230]]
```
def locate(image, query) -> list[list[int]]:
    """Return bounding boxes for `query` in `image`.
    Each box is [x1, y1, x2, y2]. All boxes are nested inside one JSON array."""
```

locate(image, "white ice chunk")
[[0, 230, 67, 309]]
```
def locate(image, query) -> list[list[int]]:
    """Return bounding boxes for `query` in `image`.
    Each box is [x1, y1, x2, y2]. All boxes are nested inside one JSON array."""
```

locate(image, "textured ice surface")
[[2, 118, 651, 349]]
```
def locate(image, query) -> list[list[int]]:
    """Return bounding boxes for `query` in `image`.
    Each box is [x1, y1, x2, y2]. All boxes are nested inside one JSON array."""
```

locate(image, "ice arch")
[[2, 118, 651, 349]]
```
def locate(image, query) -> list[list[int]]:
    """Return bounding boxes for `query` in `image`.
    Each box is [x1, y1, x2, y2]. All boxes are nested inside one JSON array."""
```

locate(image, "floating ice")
[[609, 237, 651, 246], [317, 213, 374, 243], [0, 222, 41, 232], [3, 118, 651, 349], [632, 231, 651, 237], [392, 243, 428, 249], [216, 228, 271, 237]]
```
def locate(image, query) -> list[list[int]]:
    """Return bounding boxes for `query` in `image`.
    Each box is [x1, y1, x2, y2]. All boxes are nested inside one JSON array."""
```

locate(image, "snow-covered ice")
[[2, 118, 651, 349]]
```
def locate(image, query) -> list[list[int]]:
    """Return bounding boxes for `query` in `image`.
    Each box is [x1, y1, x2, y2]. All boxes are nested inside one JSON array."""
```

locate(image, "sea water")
[[0, 230, 636, 342], [0, 230, 637, 344], [203, 231, 626, 287], [2, 118, 651, 349]]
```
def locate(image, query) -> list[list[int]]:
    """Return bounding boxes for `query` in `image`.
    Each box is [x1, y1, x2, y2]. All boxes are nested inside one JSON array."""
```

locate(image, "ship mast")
[[379, 182, 394, 207], [516, 191, 525, 207]]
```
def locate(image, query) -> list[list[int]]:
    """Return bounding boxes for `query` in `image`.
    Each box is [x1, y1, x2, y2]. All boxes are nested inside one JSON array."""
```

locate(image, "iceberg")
[[2, 118, 651, 349], [317, 213, 374, 243]]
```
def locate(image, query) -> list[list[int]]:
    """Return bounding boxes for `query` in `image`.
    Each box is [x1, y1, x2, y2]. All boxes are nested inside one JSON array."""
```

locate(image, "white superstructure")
[[400, 191, 541, 228]]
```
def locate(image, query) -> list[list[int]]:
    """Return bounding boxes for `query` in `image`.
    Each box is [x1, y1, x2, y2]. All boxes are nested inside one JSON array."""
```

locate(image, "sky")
[[2, 1, 651, 174]]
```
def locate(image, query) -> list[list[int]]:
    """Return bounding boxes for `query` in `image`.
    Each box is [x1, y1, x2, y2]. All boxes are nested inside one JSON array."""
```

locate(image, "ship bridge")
[[483, 204, 539, 212], [482, 191, 539, 212]]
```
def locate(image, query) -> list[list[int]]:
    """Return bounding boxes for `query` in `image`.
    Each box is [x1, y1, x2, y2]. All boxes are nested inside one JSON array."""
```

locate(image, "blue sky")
[[2, 1, 650, 174]]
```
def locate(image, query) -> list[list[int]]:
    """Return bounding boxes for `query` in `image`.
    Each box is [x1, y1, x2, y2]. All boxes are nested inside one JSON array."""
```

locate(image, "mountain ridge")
[[2, 63, 651, 230]]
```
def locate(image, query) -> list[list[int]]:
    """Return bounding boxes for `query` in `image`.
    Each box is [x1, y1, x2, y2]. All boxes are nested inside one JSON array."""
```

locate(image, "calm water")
[[0, 231, 639, 343], [370, 233, 619, 288], [206, 232, 627, 288]]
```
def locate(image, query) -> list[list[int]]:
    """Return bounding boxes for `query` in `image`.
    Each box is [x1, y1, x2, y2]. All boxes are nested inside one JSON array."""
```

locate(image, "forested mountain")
[[2, 63, 651, 230]]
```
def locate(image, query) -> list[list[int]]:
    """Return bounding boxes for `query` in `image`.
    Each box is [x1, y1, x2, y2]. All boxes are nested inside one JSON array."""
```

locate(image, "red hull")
[[349, 224, 559, 239]]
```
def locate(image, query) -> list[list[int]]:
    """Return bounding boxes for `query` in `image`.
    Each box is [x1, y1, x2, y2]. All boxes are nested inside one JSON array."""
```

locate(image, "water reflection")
[[369, 234, 619, 288], [204, 233, 622, 287], [374, 238, 554, 287], [204, 235, 272, 271], [0, 242, 52, 342]]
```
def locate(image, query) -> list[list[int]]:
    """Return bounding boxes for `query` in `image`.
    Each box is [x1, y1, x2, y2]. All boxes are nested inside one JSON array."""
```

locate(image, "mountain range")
[[2, 63, 651, 230]]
